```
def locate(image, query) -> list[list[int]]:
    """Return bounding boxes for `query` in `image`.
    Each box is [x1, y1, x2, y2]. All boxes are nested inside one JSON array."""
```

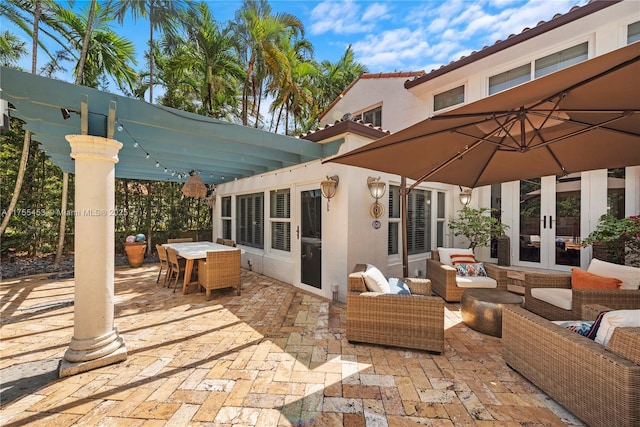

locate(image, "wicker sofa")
[[523, 262, 640, 320], [426, 249, 508, 302], [347, 264, 444, 353], [502, 305, 640, 427]]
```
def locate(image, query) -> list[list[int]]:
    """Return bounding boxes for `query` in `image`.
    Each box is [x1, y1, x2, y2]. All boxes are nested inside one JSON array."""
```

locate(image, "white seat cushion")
[[530, 288, 573, 310], [587, 258, 640, 290], [455, 276, 497, 288]]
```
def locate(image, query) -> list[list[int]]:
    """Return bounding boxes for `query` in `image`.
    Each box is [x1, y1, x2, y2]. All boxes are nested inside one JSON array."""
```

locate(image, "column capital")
[[66, 134, 123, 163]]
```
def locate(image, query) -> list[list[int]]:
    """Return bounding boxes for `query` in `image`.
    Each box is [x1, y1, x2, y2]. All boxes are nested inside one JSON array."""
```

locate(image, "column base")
[[59, 344, 127, 378]]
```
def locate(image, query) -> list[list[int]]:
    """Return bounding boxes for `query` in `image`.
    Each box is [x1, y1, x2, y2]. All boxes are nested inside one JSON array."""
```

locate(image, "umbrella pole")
[[401, 176, 409, 278]]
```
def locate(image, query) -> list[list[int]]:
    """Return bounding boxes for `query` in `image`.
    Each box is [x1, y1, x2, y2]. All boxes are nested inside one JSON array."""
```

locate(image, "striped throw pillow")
[[450, 253, 476, 265]]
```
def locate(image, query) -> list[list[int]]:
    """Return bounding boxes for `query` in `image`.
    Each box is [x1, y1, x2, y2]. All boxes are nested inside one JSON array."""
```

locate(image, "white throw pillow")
[[437, 247, 474, 266], [362, 265, 390, 293], [594, 309, 640, 345], [587, 258, 640, 290]]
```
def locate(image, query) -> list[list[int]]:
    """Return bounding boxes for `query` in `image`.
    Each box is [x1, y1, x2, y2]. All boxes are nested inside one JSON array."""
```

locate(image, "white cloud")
[[306, 0, 590, 72], [352, 27, 431, 70], [362, 3, 390, 22], [310, 0, 392, 35], [310, 0, 369, 34]]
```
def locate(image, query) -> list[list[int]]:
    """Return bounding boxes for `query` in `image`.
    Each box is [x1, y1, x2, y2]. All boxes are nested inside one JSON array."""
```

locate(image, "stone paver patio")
[[0, 265, 583, 426]]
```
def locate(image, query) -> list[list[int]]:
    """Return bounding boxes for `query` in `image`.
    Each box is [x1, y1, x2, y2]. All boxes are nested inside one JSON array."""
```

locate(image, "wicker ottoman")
[[461, 289, 523, 337]]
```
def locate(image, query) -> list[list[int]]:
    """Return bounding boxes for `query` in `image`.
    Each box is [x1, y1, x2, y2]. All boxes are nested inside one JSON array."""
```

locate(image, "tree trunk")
[[54, 173, 69, 266], [148, 7, 154, 104], [0, 131, 31, 235], [1, 1, 40, 236]]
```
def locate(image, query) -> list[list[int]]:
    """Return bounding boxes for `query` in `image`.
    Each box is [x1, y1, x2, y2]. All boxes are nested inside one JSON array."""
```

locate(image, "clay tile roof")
[[298, 118, 391, 142], [405, 0, 619, 89]]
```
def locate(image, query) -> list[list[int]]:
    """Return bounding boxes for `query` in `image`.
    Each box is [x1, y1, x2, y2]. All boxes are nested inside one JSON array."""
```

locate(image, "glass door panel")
[[554, 174, 581, 267], [519, 178, 541, 263], [300, 188, 322, 289]]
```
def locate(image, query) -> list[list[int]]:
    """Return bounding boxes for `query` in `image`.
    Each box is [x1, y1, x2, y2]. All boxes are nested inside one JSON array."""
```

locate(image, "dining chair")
[[166, 247, 185, 292], [223, 239, 236, 247], [198, 250, 241, 299], [167, 237, 193, 243], [155, 244, 170, 285], [216, 238, 225, 244]]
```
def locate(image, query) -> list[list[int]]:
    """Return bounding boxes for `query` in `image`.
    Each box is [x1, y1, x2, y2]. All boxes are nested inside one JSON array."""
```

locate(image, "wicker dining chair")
[[216, 238, 225, 244], [197, 249, 241, 299], [167, 238, 193, 243], [155, 244, 170, 285], [223, 239, 236, 247], [165, 247, 185, 292]]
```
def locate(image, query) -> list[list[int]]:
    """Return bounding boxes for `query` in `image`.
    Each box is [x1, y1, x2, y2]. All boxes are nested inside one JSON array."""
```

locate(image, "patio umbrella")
[[327, 42, 640, 191], [326, 42, 640, 277]]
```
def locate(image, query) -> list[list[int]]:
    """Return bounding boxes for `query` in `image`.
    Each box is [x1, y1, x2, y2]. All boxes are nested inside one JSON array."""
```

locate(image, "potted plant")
[[124, 234, 147, 267], [582, 214, 640, 266], [448, 207, 509, 252]]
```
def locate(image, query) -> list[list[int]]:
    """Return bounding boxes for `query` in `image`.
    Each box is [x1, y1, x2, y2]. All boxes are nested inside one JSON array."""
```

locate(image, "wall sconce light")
[[60, 108, 80, 120], [320, 175, 339, 211], [459, 187, 472, 206], [367, 176, 386, 218]]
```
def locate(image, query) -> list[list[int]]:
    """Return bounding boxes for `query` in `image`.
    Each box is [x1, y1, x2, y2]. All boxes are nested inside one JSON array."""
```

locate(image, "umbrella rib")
[[407, 140, 485, 191], [533, 112, 638, 147]]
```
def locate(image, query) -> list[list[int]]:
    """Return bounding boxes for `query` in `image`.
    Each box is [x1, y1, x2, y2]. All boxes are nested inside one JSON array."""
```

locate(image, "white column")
[[59, 134, 127, 377]]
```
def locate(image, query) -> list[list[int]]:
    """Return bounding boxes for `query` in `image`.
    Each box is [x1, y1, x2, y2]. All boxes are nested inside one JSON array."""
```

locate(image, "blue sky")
[[6, 0, 589, 78]]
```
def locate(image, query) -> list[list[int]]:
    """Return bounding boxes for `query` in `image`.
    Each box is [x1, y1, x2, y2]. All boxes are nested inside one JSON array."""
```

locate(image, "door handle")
[[296, 226, 300, 239], [549, 216, 553, 229], [542, 215, 547, 229]]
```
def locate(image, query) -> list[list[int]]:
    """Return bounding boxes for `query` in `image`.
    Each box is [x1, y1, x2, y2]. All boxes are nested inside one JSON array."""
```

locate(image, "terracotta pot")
[[124, 242, 146, 267]]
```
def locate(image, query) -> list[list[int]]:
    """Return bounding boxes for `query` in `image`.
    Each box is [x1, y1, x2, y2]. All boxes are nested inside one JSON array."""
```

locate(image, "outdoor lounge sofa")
[[524, 258, 640, 320], [502, 304, 640, 427], [347, 264, 444, 353], [426, 248, 508, 302]]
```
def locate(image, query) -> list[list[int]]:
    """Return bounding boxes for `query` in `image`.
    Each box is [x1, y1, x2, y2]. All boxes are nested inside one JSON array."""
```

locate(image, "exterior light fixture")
[[367, 176, 386, 219], [459, 187, 472, 206], [320, 175, 339, 211]]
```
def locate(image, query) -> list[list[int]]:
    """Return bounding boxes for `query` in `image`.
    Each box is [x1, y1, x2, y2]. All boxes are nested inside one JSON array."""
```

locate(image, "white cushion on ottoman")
[[530, 288, 573, 310]]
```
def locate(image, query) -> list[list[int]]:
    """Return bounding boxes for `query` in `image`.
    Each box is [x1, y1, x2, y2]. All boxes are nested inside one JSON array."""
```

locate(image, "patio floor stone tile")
[[0, 265, 586, 426]]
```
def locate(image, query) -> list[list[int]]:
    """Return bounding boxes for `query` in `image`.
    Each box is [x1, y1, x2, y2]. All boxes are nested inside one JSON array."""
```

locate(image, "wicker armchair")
[[426, 250, 508, 302], [503, 305, 640, 427], [523, 272, 640, 320], [197, 249, 241, 299], [347, 264, 444, 353]]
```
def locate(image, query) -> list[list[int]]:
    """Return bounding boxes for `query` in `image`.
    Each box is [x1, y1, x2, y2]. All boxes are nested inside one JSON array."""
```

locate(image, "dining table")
[[163, 241, 243, 294]]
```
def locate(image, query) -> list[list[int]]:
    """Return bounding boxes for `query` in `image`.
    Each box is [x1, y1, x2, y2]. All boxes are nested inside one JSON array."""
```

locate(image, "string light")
[[117, 119, 315, 185]]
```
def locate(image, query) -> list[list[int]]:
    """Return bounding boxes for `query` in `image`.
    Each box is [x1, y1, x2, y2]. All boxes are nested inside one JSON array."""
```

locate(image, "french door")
[[517, 175, 582, 269]]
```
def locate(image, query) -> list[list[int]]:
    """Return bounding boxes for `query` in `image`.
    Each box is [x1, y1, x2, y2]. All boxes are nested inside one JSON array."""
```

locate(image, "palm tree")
[[171, 3, 244, 119], [231, 0, 303, 127], [316, 45, 368, 115], [110, 0, 194, 103], [268, 38, 317, 134], [0, 31, 27, 65], [52, 2, 138, 90]]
